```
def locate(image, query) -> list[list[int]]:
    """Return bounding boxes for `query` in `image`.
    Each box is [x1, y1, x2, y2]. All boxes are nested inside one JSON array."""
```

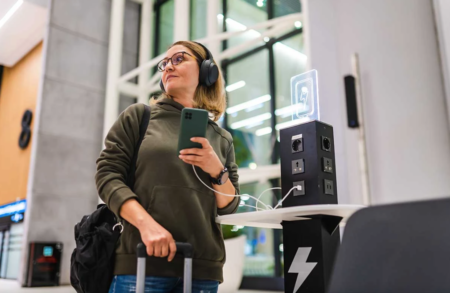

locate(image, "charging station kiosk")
[[218, 121, 363, 292], [280, 120, 342, 293]]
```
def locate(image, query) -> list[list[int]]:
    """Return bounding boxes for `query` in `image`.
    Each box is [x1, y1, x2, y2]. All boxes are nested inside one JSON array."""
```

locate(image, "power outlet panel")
[[292, 159, 305, 174], [291, 134, 303, 153], [321, 136, 332, 152], [324, 179, 334, 195], [293, 181, 305, 196], [323, 157, 333, 173], [280, 120, 338, 206]]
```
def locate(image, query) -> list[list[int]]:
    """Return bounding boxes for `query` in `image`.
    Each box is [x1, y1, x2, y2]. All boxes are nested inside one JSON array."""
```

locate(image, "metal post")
[[136, 257, 146, 293], [174, 0, 190, 41], [103, 0, 125, 140], [207, 0, 220, 58], [184, 258, 193, 293], [138, 0, 153, 104], [136, 243, 147, 293], [352, 53, 372, 206]]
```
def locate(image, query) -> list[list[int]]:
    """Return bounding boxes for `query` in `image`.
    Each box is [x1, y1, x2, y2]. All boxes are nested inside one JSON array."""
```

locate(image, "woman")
[[96, 41, 240, 293]]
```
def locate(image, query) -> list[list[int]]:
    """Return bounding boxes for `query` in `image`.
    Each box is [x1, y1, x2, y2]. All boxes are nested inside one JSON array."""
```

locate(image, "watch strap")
[[210, 167, 228, 185]]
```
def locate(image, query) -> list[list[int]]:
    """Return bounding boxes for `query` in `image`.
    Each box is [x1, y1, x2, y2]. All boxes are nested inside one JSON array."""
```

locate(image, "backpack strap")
[[126, 104, 151, 190]]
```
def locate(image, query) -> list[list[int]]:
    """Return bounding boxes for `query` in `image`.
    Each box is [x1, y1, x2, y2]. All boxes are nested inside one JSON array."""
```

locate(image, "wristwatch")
[[210, 167, 229, 185]]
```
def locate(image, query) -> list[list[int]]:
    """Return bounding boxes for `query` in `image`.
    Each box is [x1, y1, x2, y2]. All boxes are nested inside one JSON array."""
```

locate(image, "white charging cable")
[[192, 165, 302, 211], [191, 165, 272, 210], [255, 187, 282, 210], [273, 185, 302, 209], [256, 186, 303, 210]]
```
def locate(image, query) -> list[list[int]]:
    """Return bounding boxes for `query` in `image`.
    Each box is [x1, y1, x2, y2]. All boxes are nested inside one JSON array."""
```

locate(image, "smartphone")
[[177, 108, 209, 153]]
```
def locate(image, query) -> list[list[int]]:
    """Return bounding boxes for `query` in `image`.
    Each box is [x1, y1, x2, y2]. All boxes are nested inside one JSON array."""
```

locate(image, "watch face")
[[220, 170, 229, 184]]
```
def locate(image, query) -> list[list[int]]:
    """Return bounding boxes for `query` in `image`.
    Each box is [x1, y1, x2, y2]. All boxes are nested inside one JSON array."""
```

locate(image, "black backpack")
[[70, 105, 151, 293]]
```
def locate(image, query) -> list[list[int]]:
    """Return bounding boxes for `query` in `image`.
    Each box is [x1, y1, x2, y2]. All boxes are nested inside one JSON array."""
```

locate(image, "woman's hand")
[[179, 137, 224, 177], [137, 218, 177, 262]]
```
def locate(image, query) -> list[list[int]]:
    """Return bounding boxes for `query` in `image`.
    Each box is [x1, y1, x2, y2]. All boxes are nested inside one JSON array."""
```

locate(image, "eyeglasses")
[[157, 51, 196, 72]]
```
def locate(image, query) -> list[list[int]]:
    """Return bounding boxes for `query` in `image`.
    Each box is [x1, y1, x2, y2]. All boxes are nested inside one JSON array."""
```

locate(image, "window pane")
[[190, 0, 207, 40], [273, 0, 301, 18], [226, 0, 267, 58], [190, 0, 223, 40], [274, 33, 307, 160], [228, 0, 267, 26], [226, 50, 272, 167], [157, 0, 175, 54]]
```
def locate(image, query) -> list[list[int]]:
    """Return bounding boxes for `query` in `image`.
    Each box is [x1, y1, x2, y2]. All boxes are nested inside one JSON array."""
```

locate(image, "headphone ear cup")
[[207, 63, 219, 86], [199, 60, 219, 87], [160, 79, 165, 92]]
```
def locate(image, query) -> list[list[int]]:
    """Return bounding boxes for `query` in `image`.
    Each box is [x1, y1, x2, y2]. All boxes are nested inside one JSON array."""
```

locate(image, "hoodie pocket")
[[147, 185, 225, 262]]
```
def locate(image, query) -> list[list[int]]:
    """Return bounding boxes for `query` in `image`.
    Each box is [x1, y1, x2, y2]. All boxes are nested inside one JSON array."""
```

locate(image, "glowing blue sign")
[[0, 200, 27, 219], [43, 246, 53, 257], [11, 213, 24, 222]]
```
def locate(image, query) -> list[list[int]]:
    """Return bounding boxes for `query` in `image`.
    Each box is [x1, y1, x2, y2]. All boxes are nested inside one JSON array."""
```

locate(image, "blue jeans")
[[108, 275, 219, 293]]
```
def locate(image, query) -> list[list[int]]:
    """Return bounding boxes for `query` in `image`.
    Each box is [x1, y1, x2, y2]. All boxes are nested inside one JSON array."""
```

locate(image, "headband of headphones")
[[160, 42, 219, 92]]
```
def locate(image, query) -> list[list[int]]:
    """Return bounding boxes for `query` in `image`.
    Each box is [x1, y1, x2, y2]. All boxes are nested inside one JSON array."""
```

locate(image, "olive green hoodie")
[[95, 98, 240, 282]]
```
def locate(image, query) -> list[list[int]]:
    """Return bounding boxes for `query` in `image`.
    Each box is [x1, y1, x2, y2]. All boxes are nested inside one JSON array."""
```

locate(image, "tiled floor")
[[0, 279, 282, 293]]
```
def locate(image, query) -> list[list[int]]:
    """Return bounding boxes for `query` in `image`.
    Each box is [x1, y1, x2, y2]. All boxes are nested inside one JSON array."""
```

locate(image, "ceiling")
[[0, 0, 48, 67]]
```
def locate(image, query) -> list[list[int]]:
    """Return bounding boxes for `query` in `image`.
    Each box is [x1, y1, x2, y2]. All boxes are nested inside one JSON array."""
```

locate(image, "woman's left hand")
[[179, 137, 224, 177]]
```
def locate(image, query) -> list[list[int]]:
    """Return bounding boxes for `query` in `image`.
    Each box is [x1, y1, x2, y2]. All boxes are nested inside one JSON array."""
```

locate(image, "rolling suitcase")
[[136, 242, 193, 293]]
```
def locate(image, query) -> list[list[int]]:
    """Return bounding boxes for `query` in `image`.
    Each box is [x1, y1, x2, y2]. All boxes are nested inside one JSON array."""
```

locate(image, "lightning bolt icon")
[[288, 247, 317, 293]]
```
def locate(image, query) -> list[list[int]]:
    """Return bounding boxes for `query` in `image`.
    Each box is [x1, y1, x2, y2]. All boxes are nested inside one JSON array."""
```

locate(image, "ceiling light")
[[255, 127, 272, 136], [0, 0, 23, 30], [226, 94, 271, 114], [275, 105, 293, 117], [226, 81, 246, 92], [245, 103, 264, 113], [264, 37, 270, 42], [275, 103, 307, 117], [295, 21, 302, 29], [230, 113, 272, 129]]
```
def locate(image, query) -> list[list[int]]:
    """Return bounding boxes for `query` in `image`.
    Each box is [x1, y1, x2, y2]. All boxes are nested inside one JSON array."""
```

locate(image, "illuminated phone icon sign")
[[291, 70, 320, 122]]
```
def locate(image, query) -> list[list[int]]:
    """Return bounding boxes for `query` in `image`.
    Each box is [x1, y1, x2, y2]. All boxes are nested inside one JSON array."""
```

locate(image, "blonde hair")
[[158, 41, 226, 121]]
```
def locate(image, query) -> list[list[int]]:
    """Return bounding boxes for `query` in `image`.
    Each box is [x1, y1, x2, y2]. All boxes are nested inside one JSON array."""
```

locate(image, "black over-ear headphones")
[[159, 42, 219, 92]]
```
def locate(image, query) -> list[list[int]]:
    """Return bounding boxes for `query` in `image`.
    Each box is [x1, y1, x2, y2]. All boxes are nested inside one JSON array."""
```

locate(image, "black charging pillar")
[[280, 121, 341, 293]]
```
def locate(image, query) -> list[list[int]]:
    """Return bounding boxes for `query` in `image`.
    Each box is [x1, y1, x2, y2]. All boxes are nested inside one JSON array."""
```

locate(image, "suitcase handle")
[[136, 242, 193, 293], [137, 242, 193, 258]]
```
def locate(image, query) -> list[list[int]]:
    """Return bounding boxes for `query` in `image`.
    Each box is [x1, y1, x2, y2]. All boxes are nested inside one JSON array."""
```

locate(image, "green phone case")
[[178, 108, 209, 153]]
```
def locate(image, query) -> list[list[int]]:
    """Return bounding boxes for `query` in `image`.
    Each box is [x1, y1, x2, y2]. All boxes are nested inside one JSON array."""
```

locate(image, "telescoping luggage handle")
[[136, 242, 193, 293]]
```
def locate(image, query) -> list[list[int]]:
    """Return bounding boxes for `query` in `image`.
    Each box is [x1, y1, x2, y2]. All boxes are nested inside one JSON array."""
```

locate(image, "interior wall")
[[0, 42, 43, 206]]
